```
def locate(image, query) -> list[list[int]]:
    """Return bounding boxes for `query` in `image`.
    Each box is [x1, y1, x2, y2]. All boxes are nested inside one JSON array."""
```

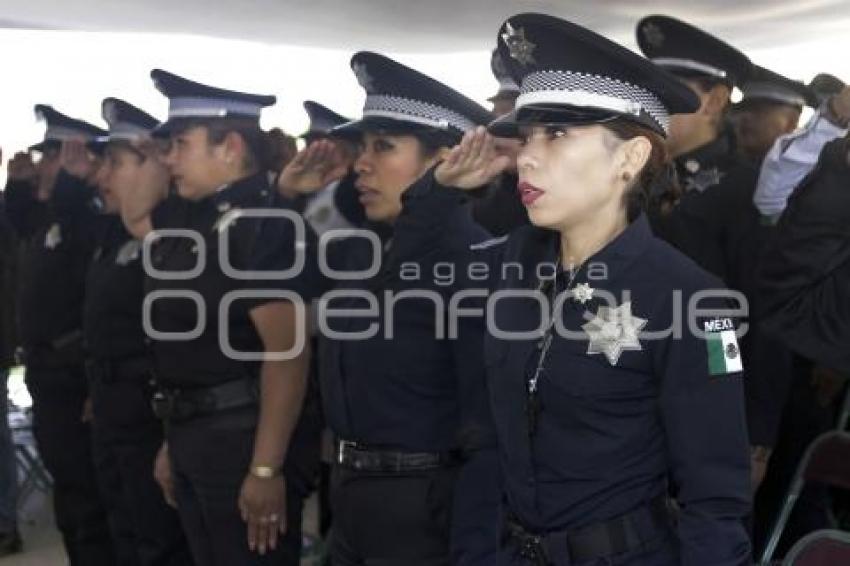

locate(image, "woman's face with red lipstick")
[[516, 124, 626, 230]]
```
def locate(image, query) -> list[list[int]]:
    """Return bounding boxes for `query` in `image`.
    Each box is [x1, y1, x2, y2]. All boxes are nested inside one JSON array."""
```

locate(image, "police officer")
[[118, 70, 318, 565], [11, 105, 117, 565], [734, 67, 818, 164], [420, 13, 752, 564], [279, 52, 501, 565], [635, 14, 756, 276], [636, 15, 797, 494], [84, 98, 193, 566]]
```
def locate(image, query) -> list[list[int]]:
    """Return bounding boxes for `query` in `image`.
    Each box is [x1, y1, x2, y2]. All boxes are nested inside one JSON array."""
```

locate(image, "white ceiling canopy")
[[1, 0, 849, 54]]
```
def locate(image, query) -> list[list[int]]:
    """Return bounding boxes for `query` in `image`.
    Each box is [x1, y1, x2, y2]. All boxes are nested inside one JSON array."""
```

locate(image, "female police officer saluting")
[[412, 14, 753, 566], [118, 70, 317, 565], [278, 53, 501, 565]]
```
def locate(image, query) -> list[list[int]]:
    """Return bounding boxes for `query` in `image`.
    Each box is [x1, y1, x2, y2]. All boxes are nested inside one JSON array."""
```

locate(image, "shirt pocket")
[[541, 336, 655, 399]]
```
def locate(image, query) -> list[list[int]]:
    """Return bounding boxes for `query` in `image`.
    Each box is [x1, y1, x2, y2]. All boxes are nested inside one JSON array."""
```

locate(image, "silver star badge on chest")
[[685, 167, 725, 193], [501, 22, 536, 66], [571, 283, 594, 304], [44, 223, 62, 250], [581, 301, 647, 365]]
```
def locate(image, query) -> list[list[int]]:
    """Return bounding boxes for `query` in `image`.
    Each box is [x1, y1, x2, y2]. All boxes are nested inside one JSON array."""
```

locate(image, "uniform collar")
[[675, 127, 737, 174], [571, 213, 652, 283], [209, 171, 271, 210], [528, 213, 653, 289]]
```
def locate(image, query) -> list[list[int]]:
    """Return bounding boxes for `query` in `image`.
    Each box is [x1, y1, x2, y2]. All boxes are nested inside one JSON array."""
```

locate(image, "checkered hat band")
[[743, 84, 805, 107], [519, 70, 670, 133], [363, 94, 476, 132], [45, 125, 95, 141], [169, 97, 262, 119], [651, 58, 728, 79]]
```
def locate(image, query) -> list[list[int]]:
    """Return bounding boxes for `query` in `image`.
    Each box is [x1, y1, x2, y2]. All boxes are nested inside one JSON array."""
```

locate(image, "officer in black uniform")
[[118, 70, 319, 566], [636, 15, 795, 494], [414, 13, 752, 564], [10, 105, 117, 565], [292, 52, 501, 565], [753, 133, 850, 556], [84, 97, 193, 566], [734, 67, 818, 164], [635, 14, 756, 275]]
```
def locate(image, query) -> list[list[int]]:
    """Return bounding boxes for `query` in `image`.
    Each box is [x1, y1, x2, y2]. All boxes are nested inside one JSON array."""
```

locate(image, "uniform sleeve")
[[238, 199, 325, 310], [753, 107, 848, 219], [757, 137, 850, 373], [447, 252, 502, 566], [396, 167, 509, 289], [3, 179, 40, 238], [656, 293, 752, 565]]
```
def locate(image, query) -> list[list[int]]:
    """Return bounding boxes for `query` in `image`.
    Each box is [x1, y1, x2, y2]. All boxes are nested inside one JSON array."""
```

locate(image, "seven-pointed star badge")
[[582, 301, 647, 365], [571, 283, 594, 304], [501, 22, 536, 66]]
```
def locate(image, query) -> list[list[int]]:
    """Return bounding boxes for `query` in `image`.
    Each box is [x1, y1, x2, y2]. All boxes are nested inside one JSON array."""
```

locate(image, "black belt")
[[336, 440, 460, 473], [86, 356, 153, 385], [505, 496, 672, 565], [152, 377, 259, 422]]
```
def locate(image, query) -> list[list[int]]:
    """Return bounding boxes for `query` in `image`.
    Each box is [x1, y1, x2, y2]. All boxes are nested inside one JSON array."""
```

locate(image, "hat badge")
[[641, 22, 665, 49], [501, 22, 536, 66], [352, 63, 376, 93]]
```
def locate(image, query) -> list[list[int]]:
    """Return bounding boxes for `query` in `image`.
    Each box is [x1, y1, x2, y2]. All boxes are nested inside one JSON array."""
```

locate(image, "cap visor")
[[488, 105, 622, 138]]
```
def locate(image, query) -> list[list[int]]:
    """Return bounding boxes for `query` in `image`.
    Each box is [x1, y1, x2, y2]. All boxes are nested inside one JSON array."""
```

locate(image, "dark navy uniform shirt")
[[84, 214, 147, 361], [15, 170, 99, 357], [147, 172, 316, 387], [317, 174, 501, 565], [413, 169, 752, 565]]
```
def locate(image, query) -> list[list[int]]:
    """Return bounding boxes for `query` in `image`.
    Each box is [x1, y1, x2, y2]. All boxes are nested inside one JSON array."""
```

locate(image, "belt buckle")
[[338, 440, 356, 465]]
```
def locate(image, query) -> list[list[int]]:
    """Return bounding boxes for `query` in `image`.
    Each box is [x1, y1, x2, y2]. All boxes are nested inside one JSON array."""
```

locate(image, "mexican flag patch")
[[704, 318, 743, 376]]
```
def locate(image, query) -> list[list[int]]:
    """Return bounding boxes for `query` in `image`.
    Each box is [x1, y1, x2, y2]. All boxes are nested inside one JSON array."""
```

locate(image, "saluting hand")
[[239, 473, 287, 555], [277, 139, 349, 198], [435, 126, 512, 189], [7, 152, 38, 183]]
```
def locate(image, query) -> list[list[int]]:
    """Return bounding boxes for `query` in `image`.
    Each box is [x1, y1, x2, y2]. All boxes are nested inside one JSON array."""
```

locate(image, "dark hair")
[[361, 121, 460, 159], [172, 118, 271, 173], [603, 119, 677, 220]]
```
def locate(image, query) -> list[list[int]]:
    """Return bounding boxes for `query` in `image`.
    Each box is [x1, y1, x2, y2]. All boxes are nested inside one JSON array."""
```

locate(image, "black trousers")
[[167, 406, 313, 566], [89, 375, 193, 566], [329, 464, 457, 566], [25, 365, 116, 566]]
